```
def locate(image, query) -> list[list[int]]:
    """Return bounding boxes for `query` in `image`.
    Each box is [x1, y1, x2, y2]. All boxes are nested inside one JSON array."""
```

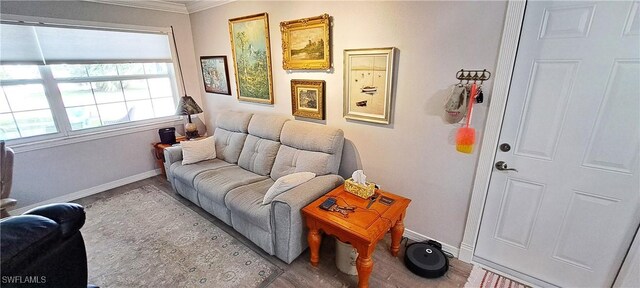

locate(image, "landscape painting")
[[200, 56, 231, 95], [343, 48, 396, 124], [229, 13, 274, 104], [298, 88, 318, 109], [291, 79, 325, 120], [290, 27, 324, 61], [280, 14, 330, 70]]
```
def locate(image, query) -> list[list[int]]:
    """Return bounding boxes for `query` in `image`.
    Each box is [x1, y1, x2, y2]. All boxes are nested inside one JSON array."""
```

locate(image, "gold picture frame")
[[280, 14, 331, 70], [291, 79, 325, 120], [343, 47, 396, 124], [229, 13, 274, 104]]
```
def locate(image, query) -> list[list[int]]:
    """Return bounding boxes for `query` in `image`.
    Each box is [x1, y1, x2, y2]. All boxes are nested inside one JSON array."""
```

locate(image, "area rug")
[[464, 265, 530, 288], [81, 185, 282, 287]]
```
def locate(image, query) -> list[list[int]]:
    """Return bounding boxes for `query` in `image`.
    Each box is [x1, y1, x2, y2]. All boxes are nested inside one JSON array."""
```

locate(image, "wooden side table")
[[152, 136, 185, 179], [301, 185, 411, 288]]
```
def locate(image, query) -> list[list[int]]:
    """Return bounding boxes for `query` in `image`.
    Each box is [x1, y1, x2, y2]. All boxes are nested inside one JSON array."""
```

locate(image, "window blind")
[[0, 24, 43, 64], [0, 22, 172, 65]]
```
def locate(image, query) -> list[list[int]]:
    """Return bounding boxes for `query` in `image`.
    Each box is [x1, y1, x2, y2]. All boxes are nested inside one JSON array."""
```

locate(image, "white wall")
[[190, 1, 507, 248], [0, 1, 201, 208]]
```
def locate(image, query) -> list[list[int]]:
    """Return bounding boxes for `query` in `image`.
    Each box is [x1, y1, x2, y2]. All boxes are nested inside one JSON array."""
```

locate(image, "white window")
[[0, 21, 180, 142], [53, 63, 176, 130], [0, 65, 56, 139]]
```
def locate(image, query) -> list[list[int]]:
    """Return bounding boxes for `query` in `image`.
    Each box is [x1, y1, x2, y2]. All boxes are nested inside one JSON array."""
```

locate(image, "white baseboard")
[[12, 169, 160, 215], [458, 242, 475, 263], [404, 228, 460, 258]]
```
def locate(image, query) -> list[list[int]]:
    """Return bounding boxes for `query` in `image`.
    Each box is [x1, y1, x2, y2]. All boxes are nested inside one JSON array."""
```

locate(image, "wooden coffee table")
[[302, 184, 411, 288]]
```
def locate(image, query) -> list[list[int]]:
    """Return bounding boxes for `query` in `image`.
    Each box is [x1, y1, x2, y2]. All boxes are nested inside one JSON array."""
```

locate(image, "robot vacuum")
[[404, 240, 449, 278]]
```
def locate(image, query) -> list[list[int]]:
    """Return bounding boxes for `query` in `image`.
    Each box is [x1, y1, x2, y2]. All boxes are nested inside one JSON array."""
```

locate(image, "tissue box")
[[344, 178, 375, 199]]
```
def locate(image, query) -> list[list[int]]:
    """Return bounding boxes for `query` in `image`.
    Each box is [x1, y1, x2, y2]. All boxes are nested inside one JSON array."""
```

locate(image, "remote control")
[[379, 196, 395, 205], [319, 197, 336, 210]]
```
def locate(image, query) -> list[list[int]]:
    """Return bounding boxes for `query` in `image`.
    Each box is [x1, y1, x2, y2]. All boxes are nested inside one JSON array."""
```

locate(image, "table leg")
[[355, 249, 374, 288], [308, 228, 322, 267], [390, 216, 405, 257]]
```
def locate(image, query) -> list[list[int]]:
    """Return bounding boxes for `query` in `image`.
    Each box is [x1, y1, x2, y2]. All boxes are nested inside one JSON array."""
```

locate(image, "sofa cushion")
[[213, 128, 247, 164], [212, 111, 252, 164], [280, 121, 343, 154], [194, 166, 268, 204], [271, 121, 344, 180], [263, 172, 315, 205], [225, 178, 275, 231], [216, 111, 252, 133], [271, 145, 333, 180], [170, 159, 233, 186], [238, 135, 280, 176], [247, 114, 289, 141], [181, 136, 216, 165], [237, 114, 288, 176]]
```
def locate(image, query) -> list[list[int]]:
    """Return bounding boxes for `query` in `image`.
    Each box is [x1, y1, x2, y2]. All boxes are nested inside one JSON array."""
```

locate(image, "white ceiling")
[[86, 0, 233, 14]]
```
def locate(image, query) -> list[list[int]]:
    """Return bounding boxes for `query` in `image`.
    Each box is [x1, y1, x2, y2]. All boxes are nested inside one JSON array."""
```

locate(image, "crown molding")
[[185, 0, 235, 13], [84, 0, 189, 14], [84, 1, 235, 14]]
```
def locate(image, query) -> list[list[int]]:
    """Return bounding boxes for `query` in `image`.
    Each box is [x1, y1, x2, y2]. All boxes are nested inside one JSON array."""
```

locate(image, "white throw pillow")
[[181, 136, 216, 165], [262, 172, 316, 205]]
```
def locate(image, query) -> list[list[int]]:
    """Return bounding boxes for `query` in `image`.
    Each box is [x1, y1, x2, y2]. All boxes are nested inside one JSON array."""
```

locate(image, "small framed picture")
[[291, 79, 325, 120], [200, 56, 231, 95], [343, 47, 396, 124], [280, 14, 331, 70]]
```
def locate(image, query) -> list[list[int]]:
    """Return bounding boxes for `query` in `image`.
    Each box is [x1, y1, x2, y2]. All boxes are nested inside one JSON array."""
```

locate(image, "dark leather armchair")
[[1, 203, 89, 288]]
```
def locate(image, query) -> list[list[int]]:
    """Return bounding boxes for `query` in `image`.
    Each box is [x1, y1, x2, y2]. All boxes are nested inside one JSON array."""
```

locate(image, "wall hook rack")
[[456, 69, 491, 83]]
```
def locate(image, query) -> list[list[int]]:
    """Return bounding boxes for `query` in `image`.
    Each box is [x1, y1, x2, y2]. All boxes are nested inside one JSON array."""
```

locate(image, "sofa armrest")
[[163, 146, 183, 180], [24, 203, 85, 238], [164, 146, 183, 166], [271, 174, 344, 263], [0, 215, 60, 265], [1, 212, 89, 287]]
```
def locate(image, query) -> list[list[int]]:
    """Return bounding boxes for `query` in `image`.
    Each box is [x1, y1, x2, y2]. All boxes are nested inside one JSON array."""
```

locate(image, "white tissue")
[[351, 170, 367, 185]]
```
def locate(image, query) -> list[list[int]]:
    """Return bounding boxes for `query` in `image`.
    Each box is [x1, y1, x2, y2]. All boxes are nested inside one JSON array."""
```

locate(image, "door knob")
[[495, 161, 518, 172]]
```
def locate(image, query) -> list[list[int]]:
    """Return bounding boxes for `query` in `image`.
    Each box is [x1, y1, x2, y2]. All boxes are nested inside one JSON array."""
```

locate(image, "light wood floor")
[[75, 176, 472, 288]]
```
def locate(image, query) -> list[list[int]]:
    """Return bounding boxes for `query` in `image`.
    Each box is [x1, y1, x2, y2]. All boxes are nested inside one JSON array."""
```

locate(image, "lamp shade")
[[175, 96, 203, 116]]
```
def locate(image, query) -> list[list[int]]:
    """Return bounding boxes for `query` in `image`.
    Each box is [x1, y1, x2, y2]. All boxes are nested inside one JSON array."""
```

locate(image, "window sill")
[[9, 116, 184, 153]]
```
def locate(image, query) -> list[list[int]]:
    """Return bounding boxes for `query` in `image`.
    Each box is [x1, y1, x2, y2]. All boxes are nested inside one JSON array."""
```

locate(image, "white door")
[[475, 1, 640, 287]]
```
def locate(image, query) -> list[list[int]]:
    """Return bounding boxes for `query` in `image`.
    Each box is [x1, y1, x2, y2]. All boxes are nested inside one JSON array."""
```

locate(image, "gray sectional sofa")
[[163, 111, 345, 263]]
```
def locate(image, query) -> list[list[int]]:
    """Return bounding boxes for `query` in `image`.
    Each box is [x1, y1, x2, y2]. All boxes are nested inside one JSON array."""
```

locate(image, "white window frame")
[[0, 13, 187, 152]]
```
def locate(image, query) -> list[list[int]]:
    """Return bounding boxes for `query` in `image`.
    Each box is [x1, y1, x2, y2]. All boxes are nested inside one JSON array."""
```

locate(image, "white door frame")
[[460, 0, 638, 286], [459, 0, 526, 262]]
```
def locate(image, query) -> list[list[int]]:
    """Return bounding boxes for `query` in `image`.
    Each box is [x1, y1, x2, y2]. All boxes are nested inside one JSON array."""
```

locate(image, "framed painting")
[[200, 56, 231, 95], [343, 47, 396, 124], [280, 14, 330, 70], [291, 79, 325, 120], [228, 13, 274, 104]]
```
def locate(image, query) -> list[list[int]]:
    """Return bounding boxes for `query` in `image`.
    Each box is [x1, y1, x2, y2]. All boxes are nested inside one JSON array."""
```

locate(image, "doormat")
[[81, 185, 283, 287], [464, 265, 530, 288]]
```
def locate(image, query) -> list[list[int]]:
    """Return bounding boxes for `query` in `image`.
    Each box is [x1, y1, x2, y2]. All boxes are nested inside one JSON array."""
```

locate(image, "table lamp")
[[171, 26, 204, 140], [176, 95, 203, 139]]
